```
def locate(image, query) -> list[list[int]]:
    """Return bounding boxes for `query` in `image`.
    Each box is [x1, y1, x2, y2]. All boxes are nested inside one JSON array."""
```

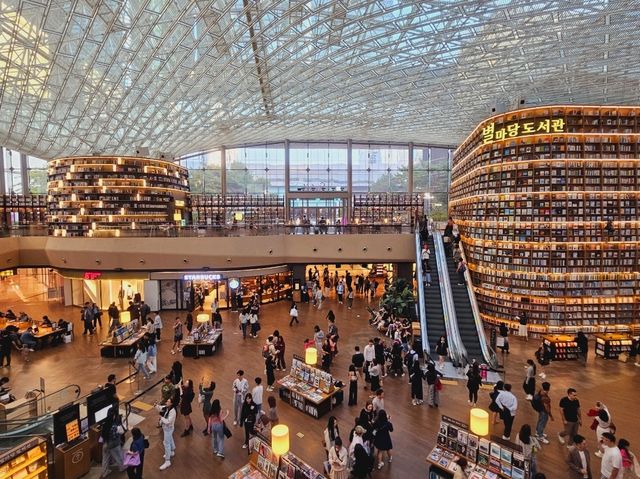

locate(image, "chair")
[[67, 321, 73, 338]]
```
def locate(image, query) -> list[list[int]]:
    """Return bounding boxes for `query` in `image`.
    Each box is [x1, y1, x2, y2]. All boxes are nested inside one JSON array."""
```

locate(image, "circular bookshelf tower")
[[450, 105, 640, 334], [48, 156, 189, 237]]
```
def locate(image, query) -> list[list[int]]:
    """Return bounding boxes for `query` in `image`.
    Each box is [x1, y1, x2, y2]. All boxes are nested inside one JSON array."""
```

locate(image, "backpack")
[[262, 344, 270, 358], [531, 393, 544, 413]]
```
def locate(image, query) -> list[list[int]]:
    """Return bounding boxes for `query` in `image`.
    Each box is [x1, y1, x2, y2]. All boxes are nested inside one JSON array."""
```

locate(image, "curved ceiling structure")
[[1, 0, 640, 160]]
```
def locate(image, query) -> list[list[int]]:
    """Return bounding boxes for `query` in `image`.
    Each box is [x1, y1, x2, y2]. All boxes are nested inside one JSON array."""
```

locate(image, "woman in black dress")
[[372, 410, 393, 470], [466, 362, 482, 407], [240, 393, 257, 449], [180, 379, 195, 436], [357, 401, 376, 443], [199, 380, 215, 435], [265, 354, 276, 391], [409, 361, 424, 405], [488, 380, 504, 425]]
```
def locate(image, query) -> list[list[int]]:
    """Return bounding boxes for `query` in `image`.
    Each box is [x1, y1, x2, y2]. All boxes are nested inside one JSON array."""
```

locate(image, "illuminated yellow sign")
[[482, 118, 565, 144]]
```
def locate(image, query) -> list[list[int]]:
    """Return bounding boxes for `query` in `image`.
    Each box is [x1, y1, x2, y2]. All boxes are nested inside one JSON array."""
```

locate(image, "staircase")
[[444, 252, 484, 363], [423, 235, 447, 361]]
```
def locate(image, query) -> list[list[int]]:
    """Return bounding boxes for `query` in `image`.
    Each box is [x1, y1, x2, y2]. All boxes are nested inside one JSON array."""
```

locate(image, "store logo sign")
[[482, 118, 565, 144], [183, 274, 222, 281]]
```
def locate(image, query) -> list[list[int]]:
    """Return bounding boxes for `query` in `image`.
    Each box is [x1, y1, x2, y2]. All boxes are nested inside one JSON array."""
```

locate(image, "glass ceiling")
[[1, 0, 639, 160]]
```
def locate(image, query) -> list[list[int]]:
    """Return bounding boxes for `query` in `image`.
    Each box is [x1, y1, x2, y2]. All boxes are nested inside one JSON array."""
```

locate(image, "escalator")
[[444, 248, 484, 364], [423, 235, 448, 361]]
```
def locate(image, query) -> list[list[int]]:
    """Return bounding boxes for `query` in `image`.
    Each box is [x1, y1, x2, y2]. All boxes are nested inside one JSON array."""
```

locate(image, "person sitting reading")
[[20, 328, 37, 350], [4, 310, 16, 320], [41, 316, 52, 328]]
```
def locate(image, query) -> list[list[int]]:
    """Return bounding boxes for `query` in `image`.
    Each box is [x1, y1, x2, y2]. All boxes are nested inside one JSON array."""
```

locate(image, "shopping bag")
[[496, 337, 505, 348], [618, 352, 629, 363], [123, 452, 140, 467]]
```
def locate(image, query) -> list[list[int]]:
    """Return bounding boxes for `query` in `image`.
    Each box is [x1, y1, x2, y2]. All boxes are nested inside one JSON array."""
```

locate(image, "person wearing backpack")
[[533, 382, 553, 444], [101, 407, 125, 477]]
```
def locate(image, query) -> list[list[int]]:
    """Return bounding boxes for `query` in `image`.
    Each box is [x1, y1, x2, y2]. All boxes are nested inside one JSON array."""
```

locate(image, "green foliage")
[[380, 278, 415, 318]]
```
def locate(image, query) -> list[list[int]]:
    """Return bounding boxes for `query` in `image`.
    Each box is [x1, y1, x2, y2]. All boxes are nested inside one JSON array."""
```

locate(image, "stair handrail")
[[458, 244, 500, 370], [415, 222, 430, 356], [433, 232, 468, 367]]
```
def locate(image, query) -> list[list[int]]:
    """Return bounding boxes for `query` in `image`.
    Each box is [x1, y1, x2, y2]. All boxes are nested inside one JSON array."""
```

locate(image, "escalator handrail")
[[415, 223, 430, 356], [433, 232, 468, 367], [459, 244, 500, 370]]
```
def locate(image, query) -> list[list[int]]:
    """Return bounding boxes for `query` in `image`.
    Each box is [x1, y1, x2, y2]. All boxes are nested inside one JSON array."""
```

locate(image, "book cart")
[[542, 335, 579, 360], [595, 333, 633, 359], [228, 433, 325, 479], [277, 355, 343, 419], [426, 415, 530, 479]]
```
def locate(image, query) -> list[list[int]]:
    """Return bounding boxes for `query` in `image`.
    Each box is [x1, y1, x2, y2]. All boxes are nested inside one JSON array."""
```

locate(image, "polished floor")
[[1, 274, 639, 478]]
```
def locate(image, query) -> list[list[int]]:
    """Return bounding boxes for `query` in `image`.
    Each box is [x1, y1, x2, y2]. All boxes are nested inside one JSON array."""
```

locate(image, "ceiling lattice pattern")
[[1, 0, 640, 160]]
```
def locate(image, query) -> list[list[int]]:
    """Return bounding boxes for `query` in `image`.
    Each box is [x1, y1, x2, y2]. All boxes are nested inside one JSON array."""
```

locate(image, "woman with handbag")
[[208, 399, 229, 458], [589, 401, 614, 457], [328, 436, 349, 479], [425, 363, 443, 408], [125, 427, 145, 479]]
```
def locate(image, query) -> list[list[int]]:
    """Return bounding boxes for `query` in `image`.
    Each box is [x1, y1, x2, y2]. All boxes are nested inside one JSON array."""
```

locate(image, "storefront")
[[58, 270, 150, 310], [150, 265, 292, 311]]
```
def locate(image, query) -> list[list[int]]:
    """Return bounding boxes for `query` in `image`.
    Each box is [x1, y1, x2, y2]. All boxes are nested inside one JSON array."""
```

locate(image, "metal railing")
[[459, 247, 501, 370], [414, 223, 429, 356], [433, 232, 467, 368], [1, 223, 415, 238], [0, 384, 81, 437]]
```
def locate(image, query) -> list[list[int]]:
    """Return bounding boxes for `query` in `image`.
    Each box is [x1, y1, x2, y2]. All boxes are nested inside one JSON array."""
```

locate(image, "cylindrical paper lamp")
[[197, 313, 209, 323], [271, 424, 290, 457], [470, 408, 489, 436], [120, 311, 131, 324], [305, 347, 318, 365]]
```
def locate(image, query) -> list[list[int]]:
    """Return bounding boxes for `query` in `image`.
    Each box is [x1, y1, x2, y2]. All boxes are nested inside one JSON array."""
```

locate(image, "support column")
[[347, 139, 352, 222], [396, 262, 413, 284], [220, 146, 227, 196], [0, 147, 5, 195], [20, 153, 29, 195], [284, 139, 290, 222], [407, 142, 414, 193]]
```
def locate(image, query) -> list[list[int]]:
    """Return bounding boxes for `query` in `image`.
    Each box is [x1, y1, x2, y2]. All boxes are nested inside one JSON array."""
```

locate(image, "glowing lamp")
[[173, 212, 182, 221], [120, 311, 131, 324], [470, 408, 489, 436], [271, 424, 289, 457], [305, 347, 318, 365], [197, 313, 209, 323]]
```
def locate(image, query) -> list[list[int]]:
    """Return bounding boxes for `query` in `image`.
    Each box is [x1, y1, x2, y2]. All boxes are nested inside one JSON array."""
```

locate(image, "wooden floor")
[[1, 274, 639, 478]]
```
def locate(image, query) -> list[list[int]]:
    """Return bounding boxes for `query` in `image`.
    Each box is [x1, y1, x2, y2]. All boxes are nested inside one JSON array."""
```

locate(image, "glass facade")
[[352, 144, 409, 193], [2, 148, 22, 194], [414, 146, 451, 220], [289, 143, 348, 192], [0, 148, 48, 195], [178, 151, 222, 194]]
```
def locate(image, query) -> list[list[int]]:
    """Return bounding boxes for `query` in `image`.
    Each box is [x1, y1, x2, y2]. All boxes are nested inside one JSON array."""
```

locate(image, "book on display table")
[[229, 434, 325, 479], [542, 334, 579, 360], [427, 415, 530, 479], [277, 355, 343, 419], [181, 328, 223, 357], [595, 333, 633, 359], [99, 324, 146, 358]]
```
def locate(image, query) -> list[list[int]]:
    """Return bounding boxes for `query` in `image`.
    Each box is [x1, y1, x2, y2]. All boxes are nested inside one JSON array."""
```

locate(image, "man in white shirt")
[[232, 370, 249, 425], [600, 432, 622, 479], [495, 383, 518, 440], [252, 377, 264, 415], [157, 398, 177, 470], [154, 312, 163, 341], [363, 339, 376, 388]]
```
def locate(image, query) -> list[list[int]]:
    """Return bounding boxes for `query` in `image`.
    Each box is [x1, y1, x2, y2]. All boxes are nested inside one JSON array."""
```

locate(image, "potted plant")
[[379, 278, 415, 319]]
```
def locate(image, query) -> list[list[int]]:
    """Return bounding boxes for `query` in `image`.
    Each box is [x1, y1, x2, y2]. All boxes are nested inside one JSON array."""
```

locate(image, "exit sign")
[[83, 272, 102, 280]]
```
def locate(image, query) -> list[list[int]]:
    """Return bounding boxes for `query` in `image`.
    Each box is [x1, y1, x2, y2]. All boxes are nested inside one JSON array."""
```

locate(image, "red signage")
[[83, 272, 102, 280]]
